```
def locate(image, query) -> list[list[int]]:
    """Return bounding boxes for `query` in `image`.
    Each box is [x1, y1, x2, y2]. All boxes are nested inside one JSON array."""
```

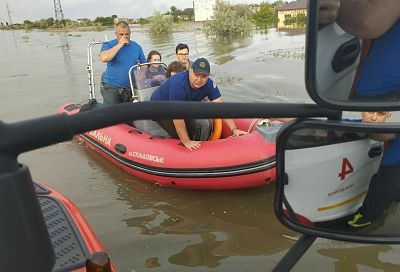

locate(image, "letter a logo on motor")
[[338, 158, 354, 181]]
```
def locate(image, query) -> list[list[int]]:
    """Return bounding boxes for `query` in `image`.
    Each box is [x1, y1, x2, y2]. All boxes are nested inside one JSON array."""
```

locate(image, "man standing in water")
[[100, 21, 146, 105], [347, 112, 400, 228], [150, 57, 247, 150]]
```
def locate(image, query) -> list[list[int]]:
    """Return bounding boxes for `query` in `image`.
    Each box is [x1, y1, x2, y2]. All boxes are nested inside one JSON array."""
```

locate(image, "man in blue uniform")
[[151, 57, 247, 150], [100, 21, 146, 105], [336, 0, 400, 98], [348, 112, 400, 228]]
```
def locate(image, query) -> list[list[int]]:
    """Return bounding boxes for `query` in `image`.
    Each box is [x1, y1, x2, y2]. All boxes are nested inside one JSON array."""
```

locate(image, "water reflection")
[[58, 33, 71, 64], [115, 174, 295, 269], [149, 33, 173, 46], [208, 35, 252, 65], [168, 232, 225, 268], [318, 245, 400, 271], [10, 30, 18, 49]]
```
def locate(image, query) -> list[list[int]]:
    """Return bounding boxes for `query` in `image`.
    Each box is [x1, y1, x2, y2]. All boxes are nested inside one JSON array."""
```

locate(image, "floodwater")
[[1, 24, 400, 271]]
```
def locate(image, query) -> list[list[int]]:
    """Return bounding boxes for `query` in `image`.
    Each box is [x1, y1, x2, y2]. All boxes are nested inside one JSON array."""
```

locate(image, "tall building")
[[194, 0, 215, 22]]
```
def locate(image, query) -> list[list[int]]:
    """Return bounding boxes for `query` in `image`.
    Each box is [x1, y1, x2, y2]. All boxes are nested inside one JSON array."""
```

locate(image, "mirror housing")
[[275, 119, 400, 244], [306, 0, 400, 111]]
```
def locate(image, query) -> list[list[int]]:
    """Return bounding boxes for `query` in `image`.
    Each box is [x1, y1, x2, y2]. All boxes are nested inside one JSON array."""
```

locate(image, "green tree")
[[232, 4, 253, 19], [149, 12, 172, 34], [170, 6, 178, 22], [271, 0, 286, 7], [254, 2, 278, 28], [23, 20, 33, 30], [183, 8, 194, 21], [138, 18, 150, 25], [47, 17, 55, 27], [204, 0, 253, 37], [94, 16, 114, 26]]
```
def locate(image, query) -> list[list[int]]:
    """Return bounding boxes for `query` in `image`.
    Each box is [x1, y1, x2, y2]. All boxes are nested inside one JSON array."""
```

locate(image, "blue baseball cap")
[[192, 57, 210, 75]]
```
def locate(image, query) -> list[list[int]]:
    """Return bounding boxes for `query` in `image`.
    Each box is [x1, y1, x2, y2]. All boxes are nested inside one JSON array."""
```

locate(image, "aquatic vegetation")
[[256, 49, 305, 61], [212, 72, 243, 86]]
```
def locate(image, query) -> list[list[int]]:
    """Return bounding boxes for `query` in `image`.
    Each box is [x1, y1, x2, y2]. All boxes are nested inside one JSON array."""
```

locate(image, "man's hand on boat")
[[232, 127, 248, 137], [224, 118, 248, 138], [173, 119, 200, 150], [182, 140, 202, 151]]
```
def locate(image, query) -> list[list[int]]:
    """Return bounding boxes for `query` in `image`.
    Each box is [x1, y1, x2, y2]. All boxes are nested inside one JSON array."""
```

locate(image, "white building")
[[194, 0, 216, 22]]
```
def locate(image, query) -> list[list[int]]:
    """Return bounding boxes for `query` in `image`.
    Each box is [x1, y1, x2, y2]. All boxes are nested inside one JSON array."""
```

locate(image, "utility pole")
[[53, 0, 65, 27], [6, 3, 13, 25]]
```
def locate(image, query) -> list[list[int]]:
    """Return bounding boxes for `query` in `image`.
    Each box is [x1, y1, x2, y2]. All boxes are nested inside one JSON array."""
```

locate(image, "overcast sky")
[[0, 0, 275, 24]]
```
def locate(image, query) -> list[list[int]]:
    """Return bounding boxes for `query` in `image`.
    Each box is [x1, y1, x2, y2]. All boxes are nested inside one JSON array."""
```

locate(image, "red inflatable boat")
[[35, 181, 115, 271], [58, 102, 277, 190]]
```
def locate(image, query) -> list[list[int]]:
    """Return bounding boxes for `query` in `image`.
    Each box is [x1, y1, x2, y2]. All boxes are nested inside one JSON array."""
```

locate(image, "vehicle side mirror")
[[275, 119, 400, 243], [305, 0, 400, 110]]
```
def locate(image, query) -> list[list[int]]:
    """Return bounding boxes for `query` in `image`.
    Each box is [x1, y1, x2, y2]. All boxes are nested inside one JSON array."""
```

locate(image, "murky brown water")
[[1, 24, 400, 271]]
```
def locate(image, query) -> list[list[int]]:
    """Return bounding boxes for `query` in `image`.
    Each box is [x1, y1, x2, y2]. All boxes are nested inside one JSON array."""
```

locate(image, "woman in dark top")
[[138, 50, 166, 88]]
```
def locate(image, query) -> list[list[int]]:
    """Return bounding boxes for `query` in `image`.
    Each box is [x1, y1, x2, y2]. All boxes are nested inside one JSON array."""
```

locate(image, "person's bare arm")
[[336, 0, 400, 39], [173, 119, 201, 150], [211, 97, 248, 137], [100, 37, 127, 62]]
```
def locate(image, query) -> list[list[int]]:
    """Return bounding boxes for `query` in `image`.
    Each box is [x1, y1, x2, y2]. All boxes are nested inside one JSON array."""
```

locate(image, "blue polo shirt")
[[381, 134, 400, 166], [355, 20, 400, 97], [150, 71, 221, 102], [101, 39, 146, 88]]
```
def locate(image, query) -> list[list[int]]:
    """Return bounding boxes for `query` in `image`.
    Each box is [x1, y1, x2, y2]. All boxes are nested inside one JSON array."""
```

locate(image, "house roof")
[[276, 0, 307, 11]]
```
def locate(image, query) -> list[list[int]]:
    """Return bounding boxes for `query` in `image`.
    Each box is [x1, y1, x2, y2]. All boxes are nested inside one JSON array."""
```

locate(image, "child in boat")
[[348, 111, 400, 228], [166, 61, 186, 78]]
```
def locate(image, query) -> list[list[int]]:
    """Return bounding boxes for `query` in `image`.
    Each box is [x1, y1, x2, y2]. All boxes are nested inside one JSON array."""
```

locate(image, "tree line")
[[1, 0, 305, 34], [0, 5, 195, 30]]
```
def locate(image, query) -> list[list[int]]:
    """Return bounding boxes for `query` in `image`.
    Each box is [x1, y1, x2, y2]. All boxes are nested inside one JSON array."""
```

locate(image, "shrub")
[[254, 3, 278, 28], [138, 18, 149, 25], [149, 12, 172, 34], [204, 0, 253, 37], [284, 13, 307, 27]]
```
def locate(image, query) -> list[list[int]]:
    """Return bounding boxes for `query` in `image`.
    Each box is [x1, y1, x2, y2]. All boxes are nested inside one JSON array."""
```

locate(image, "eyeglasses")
[[177, 53, 189, 56]]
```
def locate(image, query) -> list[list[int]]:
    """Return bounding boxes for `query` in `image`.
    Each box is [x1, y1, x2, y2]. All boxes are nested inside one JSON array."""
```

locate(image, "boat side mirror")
[[305, 0, 400, 111], [275, 119, 400, 243]]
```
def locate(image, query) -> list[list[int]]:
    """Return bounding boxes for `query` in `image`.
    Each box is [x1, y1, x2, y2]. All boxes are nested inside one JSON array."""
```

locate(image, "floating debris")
[[256, 48, 305, 61], [212, 72, 243, 86]]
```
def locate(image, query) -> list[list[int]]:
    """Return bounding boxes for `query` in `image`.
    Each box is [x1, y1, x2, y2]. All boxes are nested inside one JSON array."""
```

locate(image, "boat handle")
[[368, 146, 383, 158], [331, 37, 361, 73], [114, 143, 127, 154]]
